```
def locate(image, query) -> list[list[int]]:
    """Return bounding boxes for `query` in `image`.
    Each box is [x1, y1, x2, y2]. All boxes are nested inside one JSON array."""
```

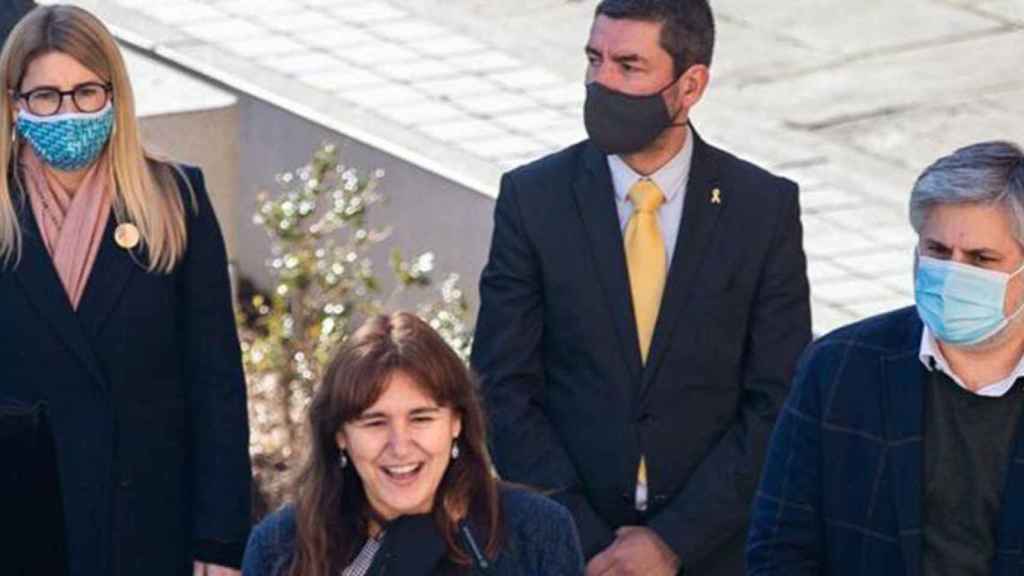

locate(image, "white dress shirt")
[[919, 326, 1024, 397], [607, 127, 694, 511], [607, 125, 694, 266]]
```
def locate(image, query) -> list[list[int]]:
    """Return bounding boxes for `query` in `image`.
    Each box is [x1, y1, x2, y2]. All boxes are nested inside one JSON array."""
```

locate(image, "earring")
[[451, 441, 460, 460], [339, 451, 348, 469]]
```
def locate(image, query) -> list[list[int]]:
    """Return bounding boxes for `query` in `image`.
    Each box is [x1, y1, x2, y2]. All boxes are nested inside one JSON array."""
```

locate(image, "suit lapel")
[[12, 194, 110, 393], [572, 142, 643, 379], [882, 324, 925, 576], [76, 215, 138, 339], [642, 129, 723, 389]]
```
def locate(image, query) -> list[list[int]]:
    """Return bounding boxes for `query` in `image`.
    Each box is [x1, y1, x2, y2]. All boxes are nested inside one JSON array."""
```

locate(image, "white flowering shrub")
[[238, 143, 472, 510]]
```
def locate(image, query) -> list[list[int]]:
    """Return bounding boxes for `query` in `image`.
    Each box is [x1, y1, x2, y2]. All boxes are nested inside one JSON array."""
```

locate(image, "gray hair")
[[909, 141, 1024, 244]]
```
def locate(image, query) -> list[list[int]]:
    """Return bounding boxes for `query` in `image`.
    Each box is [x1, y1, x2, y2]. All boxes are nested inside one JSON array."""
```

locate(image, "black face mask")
[[583, 78, 683, 155]]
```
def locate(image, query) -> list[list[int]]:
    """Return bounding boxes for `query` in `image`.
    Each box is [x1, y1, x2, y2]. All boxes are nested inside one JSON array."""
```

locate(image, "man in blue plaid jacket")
[[748, 141, 1024, 576]]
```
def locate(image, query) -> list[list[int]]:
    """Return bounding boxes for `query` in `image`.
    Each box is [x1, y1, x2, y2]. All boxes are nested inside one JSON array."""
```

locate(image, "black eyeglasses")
[[15, 82, 113, 117]]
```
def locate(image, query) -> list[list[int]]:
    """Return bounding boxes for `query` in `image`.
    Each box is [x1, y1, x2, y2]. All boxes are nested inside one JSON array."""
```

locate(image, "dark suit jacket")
[[0, 0, 34, 46], [747, 307, 1024, 576], [0, 166, 251, 576], [471, 129, 811, 574]]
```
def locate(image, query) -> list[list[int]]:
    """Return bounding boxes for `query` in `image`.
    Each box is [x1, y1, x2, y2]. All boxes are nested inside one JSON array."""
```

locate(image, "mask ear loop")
[[662, 69, 701, 130], [1004, 298, 1024, 324], [9, 91, 20, 176], [1009, 259, 1024, 278], [1001, 260, 1024, 322], [968, 260, 1024, 345], [109, 93, 117, 138], [973, 298, 1024, 346], [7, 89, 17, 144]]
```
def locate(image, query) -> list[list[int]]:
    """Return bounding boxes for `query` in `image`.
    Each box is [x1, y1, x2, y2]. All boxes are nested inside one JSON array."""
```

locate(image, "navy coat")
[[748, 307, 1024, 575], [0, 165, 251, 575], [0, 400, 68, 575], [241, 487, 585, 575], [471, 129, 812, 574]]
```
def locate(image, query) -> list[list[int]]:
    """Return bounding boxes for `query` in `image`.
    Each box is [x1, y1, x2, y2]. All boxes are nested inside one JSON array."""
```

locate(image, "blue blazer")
[[747, 307, 1024, 575], [0, 165, 251, 575]]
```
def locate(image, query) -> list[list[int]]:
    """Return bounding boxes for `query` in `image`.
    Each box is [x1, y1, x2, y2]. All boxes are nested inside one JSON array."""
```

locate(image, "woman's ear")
[[451, 413, 462, 441], [7, 92, 18, 122], [335, 429, 347, 451]]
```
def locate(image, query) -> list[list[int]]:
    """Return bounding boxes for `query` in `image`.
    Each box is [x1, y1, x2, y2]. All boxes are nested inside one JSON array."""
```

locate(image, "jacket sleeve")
[[242, 509, 294, 576], [241, 518, 272, 576], [470, 172, 614, 559], [647, 179, 812, 569], [746, 343, 826, 575], [178, 166, 252, 567], [528, 496, 587, 575]]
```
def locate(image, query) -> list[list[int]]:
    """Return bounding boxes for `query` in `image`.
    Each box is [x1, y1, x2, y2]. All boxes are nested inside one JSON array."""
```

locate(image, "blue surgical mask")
[[16, 103, 114, 171], [915, 255, 1024, 346]]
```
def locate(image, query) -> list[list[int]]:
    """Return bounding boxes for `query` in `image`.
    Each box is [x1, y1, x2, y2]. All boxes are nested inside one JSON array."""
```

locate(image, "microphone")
[[458, 521, 491, 573]]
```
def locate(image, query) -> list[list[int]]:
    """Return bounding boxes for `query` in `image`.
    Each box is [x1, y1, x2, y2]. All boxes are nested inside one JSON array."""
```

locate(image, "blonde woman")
[[0, 6, 250, 576]]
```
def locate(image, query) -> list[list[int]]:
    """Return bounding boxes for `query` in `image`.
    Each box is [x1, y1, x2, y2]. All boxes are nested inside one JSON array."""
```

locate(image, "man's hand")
[[585, 526, 680, 576], [193, 562, 240, 576]]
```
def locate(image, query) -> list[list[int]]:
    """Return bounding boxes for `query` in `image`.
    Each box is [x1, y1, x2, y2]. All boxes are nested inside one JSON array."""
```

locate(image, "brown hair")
[[289, 312, 503, 576], [596, 0, 715, 77], [0, 5, 190, 272]]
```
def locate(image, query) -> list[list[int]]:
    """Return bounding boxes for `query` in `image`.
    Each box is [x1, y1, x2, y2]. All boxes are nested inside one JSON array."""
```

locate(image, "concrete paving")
[[43, 0, 1024, 334]]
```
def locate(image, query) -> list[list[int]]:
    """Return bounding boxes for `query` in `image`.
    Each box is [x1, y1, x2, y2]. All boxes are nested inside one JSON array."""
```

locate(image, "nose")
[[57, 92, 75, 115], [386, 423, 413, 458], [588, 60, 613, 86]]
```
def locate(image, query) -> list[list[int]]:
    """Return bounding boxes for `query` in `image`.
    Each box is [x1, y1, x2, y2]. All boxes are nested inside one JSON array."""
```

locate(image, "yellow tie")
[[624, 179, 666, 510], [624, 179, 666, 363]]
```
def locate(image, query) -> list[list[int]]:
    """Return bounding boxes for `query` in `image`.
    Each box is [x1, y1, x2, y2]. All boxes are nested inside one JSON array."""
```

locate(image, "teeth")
[[385, 464, 419, 475]]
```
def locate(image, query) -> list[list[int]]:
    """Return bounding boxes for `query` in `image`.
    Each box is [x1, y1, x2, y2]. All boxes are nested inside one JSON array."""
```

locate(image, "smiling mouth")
[[381, 463, 425, 482]]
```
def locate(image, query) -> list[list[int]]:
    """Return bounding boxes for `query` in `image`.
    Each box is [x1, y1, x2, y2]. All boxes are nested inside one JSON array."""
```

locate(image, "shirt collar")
[[607, 124, 694, 204], [919, 325, 1024, 397]]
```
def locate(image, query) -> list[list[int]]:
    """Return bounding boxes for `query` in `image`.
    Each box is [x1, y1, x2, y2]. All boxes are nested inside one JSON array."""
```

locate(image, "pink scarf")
[[20, 144, 113, 310]]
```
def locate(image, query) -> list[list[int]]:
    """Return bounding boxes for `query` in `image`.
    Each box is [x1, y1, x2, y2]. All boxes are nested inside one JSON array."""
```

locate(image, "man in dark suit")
[[471, 1, 812, 574], [748, 141, 1024, 576], [1, 0, 35, 46]]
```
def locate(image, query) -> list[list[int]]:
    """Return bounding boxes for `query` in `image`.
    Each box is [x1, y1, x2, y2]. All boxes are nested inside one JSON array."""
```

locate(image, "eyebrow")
[[355, 406, 441, 421], [18, 82, 104, 94], [17, 84, 62, 94], [923, 239, 1001, 258], [585, 46, 648, 66]]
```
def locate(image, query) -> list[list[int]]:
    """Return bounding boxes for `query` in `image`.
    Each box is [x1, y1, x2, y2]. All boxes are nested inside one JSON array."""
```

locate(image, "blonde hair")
[[0, 4, 189, 272]]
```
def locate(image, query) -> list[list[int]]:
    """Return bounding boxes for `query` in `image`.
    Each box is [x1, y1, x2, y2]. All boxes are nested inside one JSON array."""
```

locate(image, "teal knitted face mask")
[[16, 103, 114, 171]]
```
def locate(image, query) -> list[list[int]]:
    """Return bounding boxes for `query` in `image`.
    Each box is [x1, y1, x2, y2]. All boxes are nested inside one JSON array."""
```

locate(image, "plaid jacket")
[[747, 306, 1024, 576]]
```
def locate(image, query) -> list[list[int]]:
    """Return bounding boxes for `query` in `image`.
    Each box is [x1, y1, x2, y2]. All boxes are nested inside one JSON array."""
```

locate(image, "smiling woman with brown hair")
[[242, 312, 584, 576]]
